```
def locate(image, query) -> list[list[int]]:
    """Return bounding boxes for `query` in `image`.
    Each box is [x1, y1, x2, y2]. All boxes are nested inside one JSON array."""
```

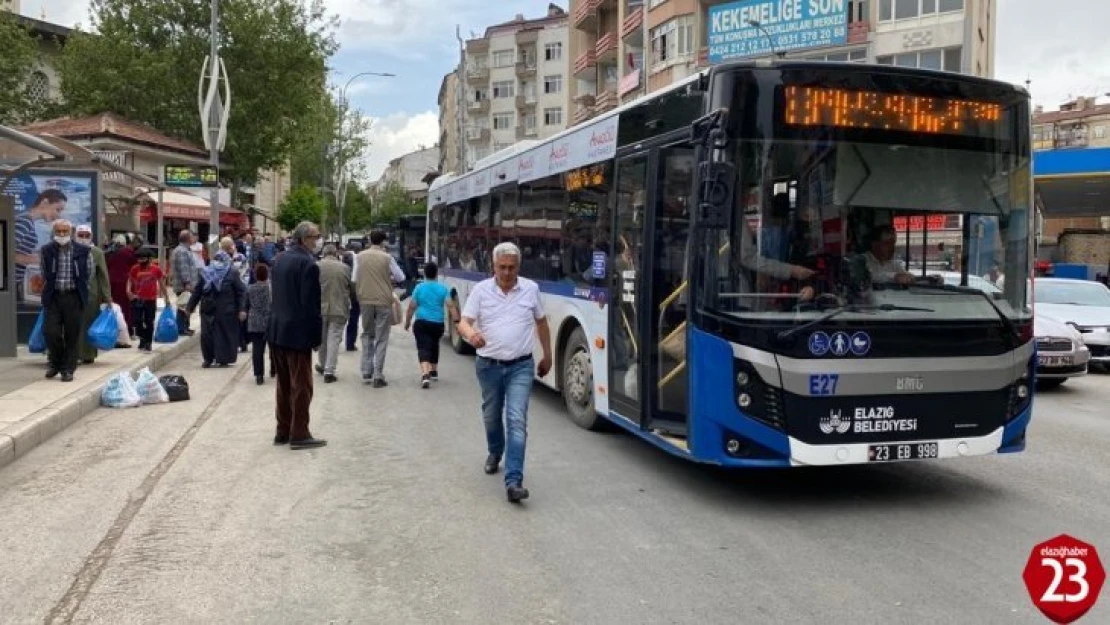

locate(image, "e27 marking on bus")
[[809, 374, 839, 396]]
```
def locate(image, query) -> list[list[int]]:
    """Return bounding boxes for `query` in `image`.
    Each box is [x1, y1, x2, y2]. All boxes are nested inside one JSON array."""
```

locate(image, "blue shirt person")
[[403, 261, 459, 387]]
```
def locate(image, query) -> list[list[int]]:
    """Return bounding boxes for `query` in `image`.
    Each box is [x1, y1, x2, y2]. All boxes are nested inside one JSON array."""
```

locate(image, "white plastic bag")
[[135, 367, 170, 405], [112, 303, 130, 345], [101, 371, 142, 408]]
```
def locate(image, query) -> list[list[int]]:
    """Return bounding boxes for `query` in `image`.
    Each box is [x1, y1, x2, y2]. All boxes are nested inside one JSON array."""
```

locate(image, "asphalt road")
[[0, 334, 1106, 625]]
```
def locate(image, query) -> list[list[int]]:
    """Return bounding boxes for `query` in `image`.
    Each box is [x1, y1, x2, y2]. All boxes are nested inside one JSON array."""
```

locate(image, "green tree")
[[276, 184, 326, 232], [0, 14, 44, 125], [371, 180, 415, 224], [288, 92, 372, 191], [55, 0, 337, 184], [342, 182, 374, 233]]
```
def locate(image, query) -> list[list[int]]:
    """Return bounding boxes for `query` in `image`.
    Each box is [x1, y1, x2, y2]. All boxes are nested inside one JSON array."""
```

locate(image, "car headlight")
[[1074, 334, 1086, 347]]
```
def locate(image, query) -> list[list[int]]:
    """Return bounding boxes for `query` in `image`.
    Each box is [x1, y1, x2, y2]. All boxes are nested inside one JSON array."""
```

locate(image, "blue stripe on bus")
[[441, 267, 609, 303]]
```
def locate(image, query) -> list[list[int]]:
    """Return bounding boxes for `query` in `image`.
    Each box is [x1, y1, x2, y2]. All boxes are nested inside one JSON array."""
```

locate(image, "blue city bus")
[[426, 61, 1035, 467]]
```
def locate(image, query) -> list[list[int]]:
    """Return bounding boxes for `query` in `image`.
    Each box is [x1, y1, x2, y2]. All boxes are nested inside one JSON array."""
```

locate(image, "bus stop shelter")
[[0, 124, 167, 356]]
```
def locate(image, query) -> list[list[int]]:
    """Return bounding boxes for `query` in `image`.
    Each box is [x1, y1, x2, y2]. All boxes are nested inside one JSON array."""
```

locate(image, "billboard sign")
[[0, 170, 98, 307], [708, 0, 849, 64]]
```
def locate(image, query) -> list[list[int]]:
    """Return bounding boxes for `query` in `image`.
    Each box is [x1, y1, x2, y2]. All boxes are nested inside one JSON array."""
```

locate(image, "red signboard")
[[893, 214, 962, 231]]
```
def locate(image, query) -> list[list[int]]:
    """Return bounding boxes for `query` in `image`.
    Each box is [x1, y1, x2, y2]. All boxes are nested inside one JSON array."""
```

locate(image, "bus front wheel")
[[562, 328, 602, 430]]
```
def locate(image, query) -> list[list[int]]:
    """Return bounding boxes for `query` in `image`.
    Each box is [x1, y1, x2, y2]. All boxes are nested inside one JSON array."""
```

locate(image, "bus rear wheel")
[[562, 328, 602, 430]]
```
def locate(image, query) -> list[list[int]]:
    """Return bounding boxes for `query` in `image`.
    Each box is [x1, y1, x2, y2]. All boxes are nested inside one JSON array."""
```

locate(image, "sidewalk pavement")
[[0, 308, 200, 470]]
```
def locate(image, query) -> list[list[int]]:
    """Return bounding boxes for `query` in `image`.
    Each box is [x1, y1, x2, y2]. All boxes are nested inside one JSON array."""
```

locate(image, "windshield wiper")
[[776, 303, 935, 341], [910, 283, 1021, 343]]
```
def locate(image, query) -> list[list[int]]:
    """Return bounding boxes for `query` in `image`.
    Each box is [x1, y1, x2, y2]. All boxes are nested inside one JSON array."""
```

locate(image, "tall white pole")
[[208, 0, 220, 248]]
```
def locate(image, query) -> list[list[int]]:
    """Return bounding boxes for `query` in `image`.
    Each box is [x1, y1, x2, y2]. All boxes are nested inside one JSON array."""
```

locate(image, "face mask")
[[54, 235, 71, 246]]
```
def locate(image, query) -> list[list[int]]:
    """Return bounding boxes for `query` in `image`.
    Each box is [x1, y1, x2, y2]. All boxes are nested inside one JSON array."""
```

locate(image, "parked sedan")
[[1032, 314, 1090, 388], [1033, 278, 1110, 371]]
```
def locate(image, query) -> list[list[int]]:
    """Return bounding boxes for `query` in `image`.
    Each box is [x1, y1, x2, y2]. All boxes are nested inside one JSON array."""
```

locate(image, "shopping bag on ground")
[[158, 374, 190, 402], [28, 309, 47, 354], [111, 303, 130, 345], [154, 305, 179, 344], [87, 307, 118, 351], [100, 371, 142, 408], [135, 367, 170, 404]]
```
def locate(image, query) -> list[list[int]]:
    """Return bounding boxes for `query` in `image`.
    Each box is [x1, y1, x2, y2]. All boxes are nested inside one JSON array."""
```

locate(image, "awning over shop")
[[135, 188, 247, 226]]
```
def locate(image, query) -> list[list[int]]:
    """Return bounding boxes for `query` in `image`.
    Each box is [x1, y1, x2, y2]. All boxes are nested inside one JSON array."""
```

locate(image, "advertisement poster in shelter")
[[0, 170, 98, 307]]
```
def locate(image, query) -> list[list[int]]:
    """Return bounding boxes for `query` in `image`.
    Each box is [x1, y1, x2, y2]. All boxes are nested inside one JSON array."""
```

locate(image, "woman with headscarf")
[[186, 250, 246, 367], [75, 224, 113, 364], [219, 236, 250, 351]]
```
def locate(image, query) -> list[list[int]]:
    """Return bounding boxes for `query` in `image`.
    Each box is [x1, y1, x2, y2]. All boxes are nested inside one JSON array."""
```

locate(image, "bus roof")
[[427, 60, 1029, 211]]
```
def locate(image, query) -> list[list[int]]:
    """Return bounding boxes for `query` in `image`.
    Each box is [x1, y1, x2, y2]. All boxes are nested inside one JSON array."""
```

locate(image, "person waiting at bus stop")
[[457, 242, 553, 504]]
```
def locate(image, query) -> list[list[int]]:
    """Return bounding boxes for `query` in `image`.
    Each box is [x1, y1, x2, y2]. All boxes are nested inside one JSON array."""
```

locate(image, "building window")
[[876, 46, 961, 72], [26, 71, 50, 103], [493, 113, 514, 130], [492, 50, 514, 68], [1095, 125, 1106, 139], [649, 0, 667, 8], [492, 80, 514, 98], [522, 112, 536, 129], [544, 107, 563, 126], [543, 75, 563, 94], [519, 48, 535, 67], [473, 89, 487, 101], [806, 49, 867, 62], [521, 81, 536, 99], [650, 16, 694, 67], [544, 42, 562, 61], [879, 0, 963, 21]]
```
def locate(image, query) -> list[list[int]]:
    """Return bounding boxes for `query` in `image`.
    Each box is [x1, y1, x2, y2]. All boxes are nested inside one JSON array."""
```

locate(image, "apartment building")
[[458, 4, 571, 169], [1032, 96, 1110, 240], [569, 0, 995, 126], [437, 70, 462, 175]]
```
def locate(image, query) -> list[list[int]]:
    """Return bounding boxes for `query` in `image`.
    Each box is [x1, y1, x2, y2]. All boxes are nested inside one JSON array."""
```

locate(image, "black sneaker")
[[429, 370, 438, 381], [484, 454, 500, 475], [421, 374, 430, 389], [507, 484, 530, 503]]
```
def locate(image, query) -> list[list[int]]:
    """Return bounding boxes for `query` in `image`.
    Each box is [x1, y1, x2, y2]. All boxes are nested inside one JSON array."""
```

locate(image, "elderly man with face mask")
[[40, 220, 97, 382], [74, 224, 113, 364]]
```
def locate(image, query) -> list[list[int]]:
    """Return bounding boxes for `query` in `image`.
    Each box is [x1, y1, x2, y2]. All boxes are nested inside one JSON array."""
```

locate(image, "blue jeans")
[[476, 356, 534, 487]]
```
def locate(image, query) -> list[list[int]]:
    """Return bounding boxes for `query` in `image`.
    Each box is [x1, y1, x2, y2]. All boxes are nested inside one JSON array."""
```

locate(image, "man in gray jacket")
[[354, 230, 404, 387], [316, 244, 352, 383]]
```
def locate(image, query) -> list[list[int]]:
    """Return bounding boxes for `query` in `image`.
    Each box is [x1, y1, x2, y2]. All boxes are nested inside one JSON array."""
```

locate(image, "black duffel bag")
[[158, 374, 190, 402]]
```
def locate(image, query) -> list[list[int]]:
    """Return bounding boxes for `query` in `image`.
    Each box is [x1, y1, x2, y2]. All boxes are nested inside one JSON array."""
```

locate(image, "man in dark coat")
[[40, 219, 94, 382], [267, 221, 327, 450]]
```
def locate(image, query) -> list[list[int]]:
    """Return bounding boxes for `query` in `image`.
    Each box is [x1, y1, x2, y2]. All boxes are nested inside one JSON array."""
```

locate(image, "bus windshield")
[[703, 69, 1033, 325]]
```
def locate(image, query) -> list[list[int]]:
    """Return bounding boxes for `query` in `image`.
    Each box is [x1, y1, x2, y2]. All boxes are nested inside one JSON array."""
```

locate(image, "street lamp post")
[[747, 20, 784, 58], [335, 71, 395, 239]]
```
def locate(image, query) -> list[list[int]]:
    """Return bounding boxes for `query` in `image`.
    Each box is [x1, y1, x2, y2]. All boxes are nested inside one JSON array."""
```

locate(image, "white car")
[[1033, 278, 1110, 371], [934, 272, 1093, 386]]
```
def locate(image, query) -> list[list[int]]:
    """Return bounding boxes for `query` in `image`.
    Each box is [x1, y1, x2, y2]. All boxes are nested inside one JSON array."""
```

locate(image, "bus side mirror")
[[695, 161, 734, 230]]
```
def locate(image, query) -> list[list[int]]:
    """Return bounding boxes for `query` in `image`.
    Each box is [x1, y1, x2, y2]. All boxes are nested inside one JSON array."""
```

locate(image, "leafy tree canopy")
[[371, 180, 418, 225], [276, 184, 326, 233], [0, 14, 44, 125], [55, 0, 337, 184]]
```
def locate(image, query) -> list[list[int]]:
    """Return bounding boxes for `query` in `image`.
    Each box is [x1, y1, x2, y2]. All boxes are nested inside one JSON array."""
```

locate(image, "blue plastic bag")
[[28, 310, 47, 354], [87, 307, 118, 352], [154, 305, 179, 344]]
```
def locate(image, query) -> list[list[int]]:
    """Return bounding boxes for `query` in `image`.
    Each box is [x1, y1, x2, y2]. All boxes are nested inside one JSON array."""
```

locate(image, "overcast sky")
[[23, 0, 1110, 180]]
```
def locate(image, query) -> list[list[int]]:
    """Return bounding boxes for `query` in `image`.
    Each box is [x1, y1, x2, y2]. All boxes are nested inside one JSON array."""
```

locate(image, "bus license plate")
[[1038, 355, 1071, 367], [868, 442, 939, 462]]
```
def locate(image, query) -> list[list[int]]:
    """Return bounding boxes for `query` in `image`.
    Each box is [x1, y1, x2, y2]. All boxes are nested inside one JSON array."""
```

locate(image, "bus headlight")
[[1016, 384, 1029, 399], [738, 393, 752, 408], [736, 371, 750, 387]]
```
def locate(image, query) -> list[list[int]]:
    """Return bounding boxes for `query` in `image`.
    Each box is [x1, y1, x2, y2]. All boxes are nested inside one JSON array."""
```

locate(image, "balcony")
[[516, 60, 537, 77], [467, 99, 490, 114], [621, 5, 643, 43], [595, 32, 618, 63], [573, 0, 600, 30], [594, 88, 618, 114], [574, 49, 597, 78], [516, 126, 538, 140], [516, 29, 539, 45], [515, 94, 537, 109], [848, 20, 870, 44], [573, 105, 594, 125], [465, 38, 489, 54], [466, 127, 490, 143], [466, 66, 489, 83]]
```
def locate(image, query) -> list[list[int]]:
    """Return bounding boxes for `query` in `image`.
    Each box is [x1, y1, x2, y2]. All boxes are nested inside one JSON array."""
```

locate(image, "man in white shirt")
[[863, 225, 915, 286], [457, 242, 553, 504]]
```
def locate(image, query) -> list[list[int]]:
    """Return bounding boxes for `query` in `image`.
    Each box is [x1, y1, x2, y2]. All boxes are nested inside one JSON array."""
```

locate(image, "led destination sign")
[[783, 85, 1004, 137], [164, 165, 219, 188]]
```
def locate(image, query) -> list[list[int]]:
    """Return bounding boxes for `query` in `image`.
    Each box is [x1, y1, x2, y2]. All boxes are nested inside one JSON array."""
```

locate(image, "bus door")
[[608, 144, 692, 435]]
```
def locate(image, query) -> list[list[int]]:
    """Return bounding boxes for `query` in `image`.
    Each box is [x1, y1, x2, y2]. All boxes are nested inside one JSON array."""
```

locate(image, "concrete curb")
[[0, 334, 200, 471]]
